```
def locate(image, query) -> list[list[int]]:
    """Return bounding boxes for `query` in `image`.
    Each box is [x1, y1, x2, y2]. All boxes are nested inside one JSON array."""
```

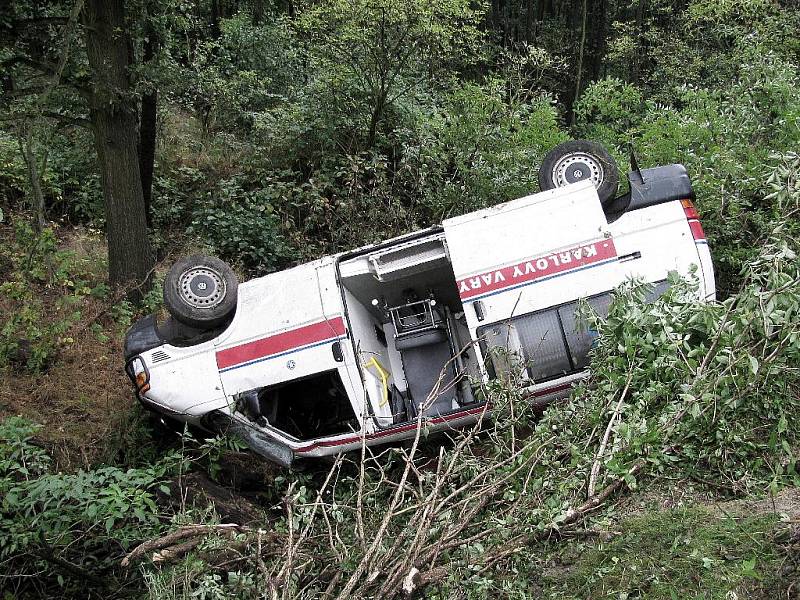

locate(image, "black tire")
[[538, 140, 619, 206], [163, 254, 238, 329]]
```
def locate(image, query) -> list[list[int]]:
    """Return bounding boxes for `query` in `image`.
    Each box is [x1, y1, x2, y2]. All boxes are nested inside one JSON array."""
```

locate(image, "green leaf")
[[748, 356, 759, 374]]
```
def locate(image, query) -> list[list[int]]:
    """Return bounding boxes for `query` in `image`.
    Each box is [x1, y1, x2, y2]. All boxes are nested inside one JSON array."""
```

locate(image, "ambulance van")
[[124, 141, 715, 466]]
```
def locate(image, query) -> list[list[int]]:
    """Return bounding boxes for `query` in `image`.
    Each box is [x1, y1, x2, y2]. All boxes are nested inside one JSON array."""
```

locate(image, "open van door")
[[443, 180, 621, 381]]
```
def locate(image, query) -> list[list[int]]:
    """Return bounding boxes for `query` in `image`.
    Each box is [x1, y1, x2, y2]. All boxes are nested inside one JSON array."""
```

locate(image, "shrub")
[[0, 220, 103, 372], [187, 175, 292, 273], [0, 417, 179, 597], [398, 81, 568, 220]]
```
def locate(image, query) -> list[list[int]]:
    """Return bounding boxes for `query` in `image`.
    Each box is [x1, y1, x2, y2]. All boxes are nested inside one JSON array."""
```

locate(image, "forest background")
[[1, 0, 800, 598]]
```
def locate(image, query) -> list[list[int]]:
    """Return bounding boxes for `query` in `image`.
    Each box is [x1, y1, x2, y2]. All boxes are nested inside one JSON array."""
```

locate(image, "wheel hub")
[[178, 266, 226, 309], [551, 152, 604, 189]]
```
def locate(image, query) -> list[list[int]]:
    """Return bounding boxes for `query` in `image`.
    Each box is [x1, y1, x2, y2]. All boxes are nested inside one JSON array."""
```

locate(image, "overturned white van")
[[124, 141, 715, 467]]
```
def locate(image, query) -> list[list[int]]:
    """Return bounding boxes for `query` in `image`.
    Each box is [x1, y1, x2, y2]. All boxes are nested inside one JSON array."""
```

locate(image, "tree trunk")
[[210, 0, 221, 37], [18, 126, 46, 232], [83, 0, 154, 300], [139, 10, 158, 229], [525, 0, 536, 42], [588, 0, 607, 82], [252, 0, 264, 25], [632, 0, 647, 83], [366, 95, 384, 151], [569, 0, 588, 126], [139, 92, 156, 230]]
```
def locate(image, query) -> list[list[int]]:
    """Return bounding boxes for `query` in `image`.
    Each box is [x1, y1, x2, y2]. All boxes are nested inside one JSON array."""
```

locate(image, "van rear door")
[[443, 181, 620, 380]]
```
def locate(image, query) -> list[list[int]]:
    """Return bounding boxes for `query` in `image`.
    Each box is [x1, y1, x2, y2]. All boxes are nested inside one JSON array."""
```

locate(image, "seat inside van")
[[338, 233, 479, 422]]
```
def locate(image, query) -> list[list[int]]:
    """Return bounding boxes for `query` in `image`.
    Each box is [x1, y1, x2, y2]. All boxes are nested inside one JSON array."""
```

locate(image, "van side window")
[[239, 370, 358, 441], [558, 294, 613, 370], [515, 309, 572, 380], [478, 280, 668, 384], [477, 308, 574, 383]]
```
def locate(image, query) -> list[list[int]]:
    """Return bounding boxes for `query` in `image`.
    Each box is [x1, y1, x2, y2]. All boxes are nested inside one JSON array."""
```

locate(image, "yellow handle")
[[363, 357, 390, 407]]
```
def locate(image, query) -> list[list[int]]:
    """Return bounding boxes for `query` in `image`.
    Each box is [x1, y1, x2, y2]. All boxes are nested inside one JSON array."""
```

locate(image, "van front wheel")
[[539, 140, 619, 207], [163, 255, 238, 329]]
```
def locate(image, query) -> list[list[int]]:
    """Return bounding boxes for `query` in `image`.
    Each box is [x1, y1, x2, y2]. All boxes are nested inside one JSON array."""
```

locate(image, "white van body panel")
[[443, 181, 618, 347], [139, 343, 227, 420], [214, 258, 345, 394], [443, 180, 712, 397]]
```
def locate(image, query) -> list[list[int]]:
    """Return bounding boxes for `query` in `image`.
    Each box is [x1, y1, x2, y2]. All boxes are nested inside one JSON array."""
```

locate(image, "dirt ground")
[[0, 224, 142, 470]]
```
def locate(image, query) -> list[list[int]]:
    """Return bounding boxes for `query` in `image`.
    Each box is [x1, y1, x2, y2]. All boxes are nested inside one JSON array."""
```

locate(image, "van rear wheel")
[[163, 255, 238, 329], [539, 140, 619, 207]]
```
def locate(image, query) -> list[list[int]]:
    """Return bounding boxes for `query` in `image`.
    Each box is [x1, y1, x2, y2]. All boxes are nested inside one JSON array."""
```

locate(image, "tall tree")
[[139, 0, 159, 229], [83, 0, 154, 296], [300, 0, 484, 150], [1, 0, 156, 298]]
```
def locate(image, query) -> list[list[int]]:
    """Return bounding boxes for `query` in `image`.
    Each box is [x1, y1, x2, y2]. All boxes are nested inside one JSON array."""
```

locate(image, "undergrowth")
[[545, 507, 784, 599]]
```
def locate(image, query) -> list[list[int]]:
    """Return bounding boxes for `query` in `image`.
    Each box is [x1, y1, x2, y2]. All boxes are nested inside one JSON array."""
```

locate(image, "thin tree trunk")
[[139, 7, 158, 229], [366, 91, 387, 150], [632, 0, 647, 83], [252, 0, 264, 25], [570, 0, 588, 126], [139, 94, 156, 230], [18, 127, 46, 232], [83, 0, 154, 299], [525, 0, 536, 42], [210, 0, 221, 37], [589, 0, 607, 82]]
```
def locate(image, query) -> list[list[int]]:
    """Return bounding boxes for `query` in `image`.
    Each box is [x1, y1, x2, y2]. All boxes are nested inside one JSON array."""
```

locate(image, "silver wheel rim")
[[551, 152, 604, 189], [178, 266, 226, 309]]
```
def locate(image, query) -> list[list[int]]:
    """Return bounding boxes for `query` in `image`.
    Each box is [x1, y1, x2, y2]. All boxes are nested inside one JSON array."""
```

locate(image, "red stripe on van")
[[294, 405, 490, 453], [216, 317, 346, 370], [294, 379, 574, 454], [457, 239, 618, 300]]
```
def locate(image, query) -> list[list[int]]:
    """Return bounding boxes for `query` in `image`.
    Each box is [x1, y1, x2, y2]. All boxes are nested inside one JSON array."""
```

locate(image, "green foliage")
[[0, 416, 179, 595], [0, 220, 102, 372], [0, 125, 103, 225], [548, 507, 781, 599], [165, 13, 302, 134], [297, 0, 486, 151], [403, 81, 567, 218], [186, 175, 291, 272], [540, 239, 800, 500], [144, 563, 261, 600], [573, 78, 643, 143]]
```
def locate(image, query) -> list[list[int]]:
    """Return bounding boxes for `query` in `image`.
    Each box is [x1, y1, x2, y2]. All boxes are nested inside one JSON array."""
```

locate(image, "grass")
[[542, 506, 786, 599]]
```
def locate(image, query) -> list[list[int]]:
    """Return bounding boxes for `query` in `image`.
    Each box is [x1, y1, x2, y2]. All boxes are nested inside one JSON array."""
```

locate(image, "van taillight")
[[681, 199, 706, 241]]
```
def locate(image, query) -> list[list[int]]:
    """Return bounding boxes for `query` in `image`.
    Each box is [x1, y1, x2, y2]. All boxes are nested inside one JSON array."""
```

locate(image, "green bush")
[[187, 175, 292, 272], [538, 237, 800, 498], [0, 220, 103, 372], [0, 126, 102, 226], [549, 507, 782, 599], [397, 81, 568, 220], [0, 417, 178, 596]]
